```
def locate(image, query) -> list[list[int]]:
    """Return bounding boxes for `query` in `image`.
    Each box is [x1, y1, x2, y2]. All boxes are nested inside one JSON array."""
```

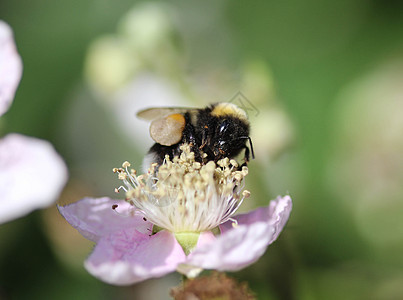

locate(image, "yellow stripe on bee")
[[211, 103, 248, 120]]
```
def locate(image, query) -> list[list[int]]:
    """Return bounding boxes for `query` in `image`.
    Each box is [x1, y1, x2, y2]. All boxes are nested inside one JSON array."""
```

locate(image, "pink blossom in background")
[[0, 134, 68, 223], [58, 196, 292, 285], [0, 21, 68, 224], [0, 20, 22, 117]]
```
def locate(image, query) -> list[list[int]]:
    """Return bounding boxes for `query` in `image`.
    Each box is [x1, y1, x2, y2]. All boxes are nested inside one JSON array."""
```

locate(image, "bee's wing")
[[137, 107, 196, 121], [138, 107, 199, 146]]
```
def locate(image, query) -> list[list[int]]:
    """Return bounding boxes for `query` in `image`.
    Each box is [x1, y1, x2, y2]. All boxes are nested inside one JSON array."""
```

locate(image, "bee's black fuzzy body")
[[141, 103, 253, 169]]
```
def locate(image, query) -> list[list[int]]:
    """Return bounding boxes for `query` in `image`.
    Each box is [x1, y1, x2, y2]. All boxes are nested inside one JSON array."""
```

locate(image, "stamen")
[[229, 218, 238, 228], [115, 186, 128, 193], [113, 144, 250, 233], [122, 161, 131, 168]]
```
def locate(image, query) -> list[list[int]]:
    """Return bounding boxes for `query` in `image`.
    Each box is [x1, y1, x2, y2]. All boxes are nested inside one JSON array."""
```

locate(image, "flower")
[[0, 134, 68, 223], [0, 21, 68, 224], [58, 146, 292, 285], [0, 20, 22, 117]]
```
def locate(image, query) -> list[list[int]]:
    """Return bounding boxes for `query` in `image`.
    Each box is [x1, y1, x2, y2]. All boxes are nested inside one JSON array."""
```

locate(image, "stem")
[[181, 274, 187, 285]]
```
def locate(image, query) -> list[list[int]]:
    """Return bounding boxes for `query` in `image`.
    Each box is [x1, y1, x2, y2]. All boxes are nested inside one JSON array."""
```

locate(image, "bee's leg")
[[199, 127, 207, 150], [185, 128, 203, 163], [239, 137, 255, 169], [192, 145, 204, 163], [199, 140, 207, 151], [244, 146, 250, 163], [239, 146, 250, 170]]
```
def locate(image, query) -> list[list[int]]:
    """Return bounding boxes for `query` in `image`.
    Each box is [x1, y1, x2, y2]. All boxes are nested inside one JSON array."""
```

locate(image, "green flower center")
[[174, 232, 201, 255]]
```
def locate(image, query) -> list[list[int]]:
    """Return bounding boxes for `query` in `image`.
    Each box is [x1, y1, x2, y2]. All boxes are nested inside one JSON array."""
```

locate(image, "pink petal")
[[58, 197, 153, 242], [85, 229, 186, 285], [267, 195, 293, 243], [187, 196, 292, 271], [0, 134, 68, 224], [195, 231, 216, 248], [0, 21, 22, 116], [186, 223, 274, 271], [220, 195, 292, 244]]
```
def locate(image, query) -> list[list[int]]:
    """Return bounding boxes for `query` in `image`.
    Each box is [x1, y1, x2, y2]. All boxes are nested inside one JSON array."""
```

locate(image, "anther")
[[229, 218, 239, 228], [116, 186, 128, 193]]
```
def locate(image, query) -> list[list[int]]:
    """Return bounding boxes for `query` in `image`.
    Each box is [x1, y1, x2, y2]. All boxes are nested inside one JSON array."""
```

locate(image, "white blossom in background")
[[83, 3, 190, 152], [328, 61, 403, 249], [0, 20, 68, 224], [113, 74, 189, 152], [83, 5, 294, 161], [84, 2, 182, 97]]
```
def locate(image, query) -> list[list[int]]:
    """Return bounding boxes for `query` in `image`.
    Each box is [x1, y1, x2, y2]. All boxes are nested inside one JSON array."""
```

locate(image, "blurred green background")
[[1, 0, 403, 299]]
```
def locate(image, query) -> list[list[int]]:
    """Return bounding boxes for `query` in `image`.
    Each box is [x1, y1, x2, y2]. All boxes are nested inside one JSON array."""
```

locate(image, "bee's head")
[[213, 118, 252, 160]]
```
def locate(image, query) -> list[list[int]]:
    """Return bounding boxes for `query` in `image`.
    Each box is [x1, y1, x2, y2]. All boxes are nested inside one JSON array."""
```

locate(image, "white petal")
[[0, 134, 68, 223], [0, 21, 22, 116]]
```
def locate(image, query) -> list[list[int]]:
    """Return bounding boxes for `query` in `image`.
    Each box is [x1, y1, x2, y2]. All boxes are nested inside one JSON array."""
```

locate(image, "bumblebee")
[[138, 102, 254, 169]]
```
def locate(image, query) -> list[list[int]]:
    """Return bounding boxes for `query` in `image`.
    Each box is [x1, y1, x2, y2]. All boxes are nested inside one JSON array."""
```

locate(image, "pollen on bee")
[[167, 113, 186, 124]]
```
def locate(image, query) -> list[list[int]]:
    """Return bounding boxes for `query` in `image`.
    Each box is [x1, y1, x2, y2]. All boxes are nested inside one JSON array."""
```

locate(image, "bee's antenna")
[[248, 136, 255, 159]]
